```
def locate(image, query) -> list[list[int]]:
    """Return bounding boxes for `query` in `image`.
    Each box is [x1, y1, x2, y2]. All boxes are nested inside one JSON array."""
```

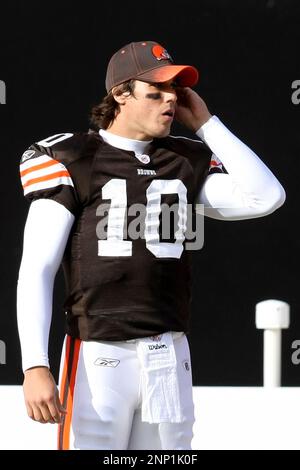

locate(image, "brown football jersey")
[[19, 131, 213, 340]]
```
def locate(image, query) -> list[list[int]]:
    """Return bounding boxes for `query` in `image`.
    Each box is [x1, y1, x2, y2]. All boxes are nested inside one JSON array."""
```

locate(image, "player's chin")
[[154, 125, 172, 138]]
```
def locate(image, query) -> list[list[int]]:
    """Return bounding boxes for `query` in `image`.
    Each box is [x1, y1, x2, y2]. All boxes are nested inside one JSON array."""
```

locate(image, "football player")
[[17, 41, 285, 450]]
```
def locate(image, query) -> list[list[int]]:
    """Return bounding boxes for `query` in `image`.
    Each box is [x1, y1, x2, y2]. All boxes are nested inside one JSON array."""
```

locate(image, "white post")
[[255, 300, 290, 387]]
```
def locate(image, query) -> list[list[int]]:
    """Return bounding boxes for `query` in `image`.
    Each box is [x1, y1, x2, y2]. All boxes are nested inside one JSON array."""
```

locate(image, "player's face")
[[121, 79, 178, 140]]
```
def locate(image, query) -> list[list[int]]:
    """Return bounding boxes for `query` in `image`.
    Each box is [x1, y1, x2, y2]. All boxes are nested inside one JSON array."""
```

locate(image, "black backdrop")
[[0, 0, 299, 386]]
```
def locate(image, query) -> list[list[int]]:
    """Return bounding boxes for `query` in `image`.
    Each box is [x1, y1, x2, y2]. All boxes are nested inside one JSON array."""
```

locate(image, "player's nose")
[[163, 90, 177, 103]]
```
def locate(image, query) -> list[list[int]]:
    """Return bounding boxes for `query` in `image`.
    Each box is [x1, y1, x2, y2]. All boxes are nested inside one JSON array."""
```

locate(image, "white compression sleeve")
[[17, 199, 75, 372], [195, 116, 286, 220]]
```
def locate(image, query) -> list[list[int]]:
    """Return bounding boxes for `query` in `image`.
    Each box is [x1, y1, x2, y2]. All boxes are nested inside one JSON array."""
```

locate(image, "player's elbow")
[[269, 182, 286, 211], [253, 182, 286, 217], [199, 183, 286, 221]]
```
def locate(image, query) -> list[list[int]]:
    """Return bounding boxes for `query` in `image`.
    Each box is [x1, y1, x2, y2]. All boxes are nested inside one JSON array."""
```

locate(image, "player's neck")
[[107, 116, 151, 141]]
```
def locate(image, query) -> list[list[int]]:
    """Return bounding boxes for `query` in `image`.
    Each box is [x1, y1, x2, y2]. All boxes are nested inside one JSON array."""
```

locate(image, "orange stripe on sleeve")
[[20, 159, 59, 177], [22, 170, 71, 189]]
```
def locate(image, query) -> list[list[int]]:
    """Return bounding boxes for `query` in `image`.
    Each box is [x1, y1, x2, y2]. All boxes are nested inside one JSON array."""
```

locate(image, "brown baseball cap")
[[105, 41, 199, 92]]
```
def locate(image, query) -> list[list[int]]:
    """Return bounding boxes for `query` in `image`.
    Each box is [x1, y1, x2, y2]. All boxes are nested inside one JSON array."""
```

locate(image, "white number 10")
[[98, 178, 187, 259]]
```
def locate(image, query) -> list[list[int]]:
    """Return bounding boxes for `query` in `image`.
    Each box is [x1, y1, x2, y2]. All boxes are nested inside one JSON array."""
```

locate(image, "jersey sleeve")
[[19, 133, 86, 215], [162, 135, 213, 201]]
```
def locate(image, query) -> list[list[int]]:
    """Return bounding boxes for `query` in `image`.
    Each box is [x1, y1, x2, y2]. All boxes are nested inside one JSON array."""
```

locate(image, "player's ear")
[[112, 87, 131, 105]]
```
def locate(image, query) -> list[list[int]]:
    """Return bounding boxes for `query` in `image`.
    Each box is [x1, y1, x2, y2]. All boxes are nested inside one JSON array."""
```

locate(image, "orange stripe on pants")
[[57, 336, 81, 450]]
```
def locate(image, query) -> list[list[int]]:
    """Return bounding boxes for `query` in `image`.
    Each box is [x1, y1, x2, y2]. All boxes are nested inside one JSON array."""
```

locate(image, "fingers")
[[23, 368, 67, 424], [55, 390, 67, 415], [47, 393, 67, 424], [26, 394, 67, 424], [43, 402, 60, 424], [32, 403, 53, 423], [25, 402, 34, 420]]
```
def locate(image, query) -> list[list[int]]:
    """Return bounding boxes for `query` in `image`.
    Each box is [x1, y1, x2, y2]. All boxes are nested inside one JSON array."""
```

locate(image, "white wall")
[[1, 386, 299, 450]]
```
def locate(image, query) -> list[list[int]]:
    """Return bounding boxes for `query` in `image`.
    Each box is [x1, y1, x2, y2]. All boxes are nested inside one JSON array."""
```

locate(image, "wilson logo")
[[148, 344, 167, 351]]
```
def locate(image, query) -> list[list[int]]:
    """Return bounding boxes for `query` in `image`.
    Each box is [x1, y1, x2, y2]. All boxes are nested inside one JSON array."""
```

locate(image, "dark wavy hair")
[[89, 80, 136, 131]]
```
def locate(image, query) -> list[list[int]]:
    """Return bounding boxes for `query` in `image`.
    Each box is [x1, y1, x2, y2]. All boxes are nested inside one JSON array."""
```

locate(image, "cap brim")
[[136, 65, 199, 88]]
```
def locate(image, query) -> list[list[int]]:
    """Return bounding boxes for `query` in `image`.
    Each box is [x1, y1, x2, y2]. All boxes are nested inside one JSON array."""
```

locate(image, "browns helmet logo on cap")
[[152, 45, 173, 62]]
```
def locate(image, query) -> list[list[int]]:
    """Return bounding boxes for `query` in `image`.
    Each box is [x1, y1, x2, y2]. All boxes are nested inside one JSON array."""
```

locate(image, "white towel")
[[136, 332, 183, 423]]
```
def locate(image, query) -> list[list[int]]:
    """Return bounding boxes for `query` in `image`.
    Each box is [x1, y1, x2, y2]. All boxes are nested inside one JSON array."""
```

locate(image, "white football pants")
[[57, 333, 195, 450]]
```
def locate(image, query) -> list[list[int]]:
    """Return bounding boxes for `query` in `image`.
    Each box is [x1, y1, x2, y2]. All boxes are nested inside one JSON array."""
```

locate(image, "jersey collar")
[[99, 129, 152, 155]]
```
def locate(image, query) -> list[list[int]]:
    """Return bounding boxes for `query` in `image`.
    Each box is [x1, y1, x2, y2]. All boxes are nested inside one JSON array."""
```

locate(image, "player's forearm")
[[17, 199, 75, 372], [17, 270, 54, 371], [196, 116, 286, 216]]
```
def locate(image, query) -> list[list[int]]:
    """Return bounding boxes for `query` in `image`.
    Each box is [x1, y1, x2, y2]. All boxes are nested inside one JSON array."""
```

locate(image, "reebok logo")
[[21, 150, 36, 162], [94, 357, 120, 367]]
